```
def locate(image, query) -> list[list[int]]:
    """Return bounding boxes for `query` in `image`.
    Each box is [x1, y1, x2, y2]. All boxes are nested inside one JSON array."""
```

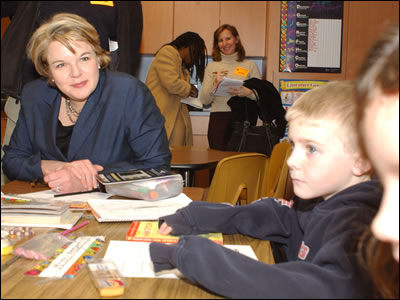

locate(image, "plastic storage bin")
[[104, 174, 183, 200]]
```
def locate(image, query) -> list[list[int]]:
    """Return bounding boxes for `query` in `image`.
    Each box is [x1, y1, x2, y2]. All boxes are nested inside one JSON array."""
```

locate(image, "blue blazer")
[[2, 70, 171, 181]]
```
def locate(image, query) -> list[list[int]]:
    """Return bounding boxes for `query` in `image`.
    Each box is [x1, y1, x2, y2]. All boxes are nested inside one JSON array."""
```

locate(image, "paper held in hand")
[[180, 97, 203, 109], [211, 77, 244, 97]]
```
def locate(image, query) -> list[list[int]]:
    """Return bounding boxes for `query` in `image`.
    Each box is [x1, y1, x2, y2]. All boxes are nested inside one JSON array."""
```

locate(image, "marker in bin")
[[125, 185, 158, 200]]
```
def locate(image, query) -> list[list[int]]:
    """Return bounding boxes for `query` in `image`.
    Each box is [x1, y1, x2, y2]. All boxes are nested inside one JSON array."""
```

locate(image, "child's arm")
[[149, 232, 370, 299], [158, 198, 301, 244]]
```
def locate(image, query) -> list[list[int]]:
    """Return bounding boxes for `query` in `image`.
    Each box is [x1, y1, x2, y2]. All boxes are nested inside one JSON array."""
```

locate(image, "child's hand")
[[158, 222, 173, 235]]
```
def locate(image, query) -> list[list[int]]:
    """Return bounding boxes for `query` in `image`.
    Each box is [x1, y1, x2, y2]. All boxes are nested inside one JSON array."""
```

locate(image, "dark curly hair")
[[167, 31, 207, 82]]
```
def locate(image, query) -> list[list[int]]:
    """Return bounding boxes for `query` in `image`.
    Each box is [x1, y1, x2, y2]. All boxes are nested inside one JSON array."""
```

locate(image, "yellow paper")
[[90, 1, 114, 7], [233, 67, 249, 77]]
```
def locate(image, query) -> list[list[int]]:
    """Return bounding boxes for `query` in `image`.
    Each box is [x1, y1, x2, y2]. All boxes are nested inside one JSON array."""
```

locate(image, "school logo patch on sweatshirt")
[[273, 198, 294, 208], [298, 241, 310, 260]]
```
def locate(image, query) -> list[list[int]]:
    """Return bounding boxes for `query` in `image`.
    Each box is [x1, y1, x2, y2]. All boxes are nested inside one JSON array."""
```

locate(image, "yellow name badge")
[[233, 67, 249, 78], [90, 1, 114, 7]]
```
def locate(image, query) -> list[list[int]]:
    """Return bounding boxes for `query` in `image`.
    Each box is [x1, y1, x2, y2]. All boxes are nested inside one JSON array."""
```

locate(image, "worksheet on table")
[[104, 240, 257, 279]]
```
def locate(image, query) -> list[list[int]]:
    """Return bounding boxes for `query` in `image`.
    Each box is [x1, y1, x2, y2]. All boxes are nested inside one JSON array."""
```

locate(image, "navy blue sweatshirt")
[[150, 180, 381, 298]]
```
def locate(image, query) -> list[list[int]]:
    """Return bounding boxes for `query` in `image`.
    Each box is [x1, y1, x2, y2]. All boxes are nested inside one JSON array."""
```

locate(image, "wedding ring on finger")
[[55, 186, 60, 193]]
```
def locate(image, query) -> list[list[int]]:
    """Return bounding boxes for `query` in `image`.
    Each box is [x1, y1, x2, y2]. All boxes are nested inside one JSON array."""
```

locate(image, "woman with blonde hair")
[[2, 13, 170, 194]]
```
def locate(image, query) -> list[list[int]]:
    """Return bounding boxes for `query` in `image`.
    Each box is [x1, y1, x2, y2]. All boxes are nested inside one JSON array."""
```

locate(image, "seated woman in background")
[[355, 25, 399, 298], [2, 13, 171, 194], [199, 24, 261, 150], [146, 32, 207, 146]]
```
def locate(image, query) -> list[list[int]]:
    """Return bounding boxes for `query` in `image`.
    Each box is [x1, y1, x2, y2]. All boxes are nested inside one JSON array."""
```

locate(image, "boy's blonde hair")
[[285, 80, 358, 152], [26, 13, 111, 85]]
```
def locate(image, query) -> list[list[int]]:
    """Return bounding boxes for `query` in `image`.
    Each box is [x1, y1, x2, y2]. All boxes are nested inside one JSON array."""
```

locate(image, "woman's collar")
[[220, 52, 239, 62]]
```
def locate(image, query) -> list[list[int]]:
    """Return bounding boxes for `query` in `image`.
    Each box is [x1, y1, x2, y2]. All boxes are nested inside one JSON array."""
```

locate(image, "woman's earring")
[[98, 65, 101, 69]]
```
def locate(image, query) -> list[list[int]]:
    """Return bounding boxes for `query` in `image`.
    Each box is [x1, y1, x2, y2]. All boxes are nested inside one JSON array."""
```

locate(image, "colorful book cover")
[[126, 221, 223, 245]]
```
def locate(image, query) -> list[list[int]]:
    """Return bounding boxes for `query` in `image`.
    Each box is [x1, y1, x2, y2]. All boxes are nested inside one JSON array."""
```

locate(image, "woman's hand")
[[189, 84, 198, 97], [43, 159, 103, 193], [158, 222, 173, 235], [213, 70, 228, 87], [44, 168, 87, 193], [228, 86, 253, 98]]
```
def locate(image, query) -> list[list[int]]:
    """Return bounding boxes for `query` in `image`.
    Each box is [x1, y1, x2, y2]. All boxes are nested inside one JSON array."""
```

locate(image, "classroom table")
[[1, 181, 274, 299], [170, 146, 241, 187]]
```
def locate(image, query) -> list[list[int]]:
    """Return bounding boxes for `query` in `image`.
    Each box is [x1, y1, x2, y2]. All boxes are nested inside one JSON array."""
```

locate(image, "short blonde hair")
[[26, 13, 110, 83], [286, 80, 358, 152]]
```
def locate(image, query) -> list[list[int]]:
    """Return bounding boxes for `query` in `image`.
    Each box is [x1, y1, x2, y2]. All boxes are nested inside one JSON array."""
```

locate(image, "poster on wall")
[[279, 1, 344, 73], [280, 79, 328, 137]]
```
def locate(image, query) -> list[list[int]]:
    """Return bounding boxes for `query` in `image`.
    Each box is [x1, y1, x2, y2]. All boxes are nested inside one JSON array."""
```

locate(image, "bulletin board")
[[279, 79, 328, 111], [279, 1, 344, 73], [279, 79, 328, 137]]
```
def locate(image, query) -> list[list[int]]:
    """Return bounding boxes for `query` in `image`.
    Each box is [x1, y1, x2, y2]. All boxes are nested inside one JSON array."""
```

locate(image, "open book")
[[88, 193, 192, 222], [211, 77, 244, 97], [180, 97, 203, 109]]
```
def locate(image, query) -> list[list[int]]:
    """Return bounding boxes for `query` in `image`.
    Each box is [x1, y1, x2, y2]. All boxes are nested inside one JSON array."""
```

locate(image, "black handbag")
[[226, 91, 280, 156]]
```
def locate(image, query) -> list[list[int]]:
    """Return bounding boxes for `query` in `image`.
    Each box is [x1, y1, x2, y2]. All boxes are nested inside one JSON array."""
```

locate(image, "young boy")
[[149, 80, 382, 298]]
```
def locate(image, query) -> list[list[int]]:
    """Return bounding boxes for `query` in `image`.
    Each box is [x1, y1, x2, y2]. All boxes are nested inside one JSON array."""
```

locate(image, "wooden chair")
[[258, 140, 292, 263], [204, 153, 268, 205], [260, 140, 292, 199]]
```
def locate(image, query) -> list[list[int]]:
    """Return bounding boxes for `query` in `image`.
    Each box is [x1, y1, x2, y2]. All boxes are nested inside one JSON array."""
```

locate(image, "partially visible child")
[[149, 80, 382, 298], [355, 25, 399, 298]]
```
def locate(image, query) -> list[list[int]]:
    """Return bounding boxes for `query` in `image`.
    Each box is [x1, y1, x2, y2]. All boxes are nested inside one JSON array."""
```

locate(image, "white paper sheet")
[[307, 19, 342, 68], [88, 193, 192, 222], [104, 240, 258, 278], [181, 97, 203, 109], [211, 77, 244, 97]]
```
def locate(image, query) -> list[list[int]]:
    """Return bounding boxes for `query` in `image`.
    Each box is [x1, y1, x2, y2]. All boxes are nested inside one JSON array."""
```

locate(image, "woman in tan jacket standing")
[[146, 32, 207, 146]]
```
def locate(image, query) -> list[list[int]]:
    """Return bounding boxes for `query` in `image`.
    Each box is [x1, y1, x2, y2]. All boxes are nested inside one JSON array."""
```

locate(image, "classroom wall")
[[265, 1, 399, 86], [1, 1, 398, 186], [137, 1, 398, 86], [2, 1, 398, 86]]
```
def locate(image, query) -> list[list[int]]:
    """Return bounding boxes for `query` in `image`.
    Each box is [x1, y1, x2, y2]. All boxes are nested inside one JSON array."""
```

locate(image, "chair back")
[[205, 153, 268, 205], [260, 140, 292, 199]]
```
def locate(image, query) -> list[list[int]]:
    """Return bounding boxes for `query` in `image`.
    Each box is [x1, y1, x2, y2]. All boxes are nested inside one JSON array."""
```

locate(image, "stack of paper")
[[1, 193, 82, 229], [88, 193, 192, 222], [211, 77, 244, 97]]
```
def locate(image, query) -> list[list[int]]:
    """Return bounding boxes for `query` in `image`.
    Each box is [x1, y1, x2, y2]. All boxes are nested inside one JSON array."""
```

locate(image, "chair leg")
[[239, 189, 247, 206]]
